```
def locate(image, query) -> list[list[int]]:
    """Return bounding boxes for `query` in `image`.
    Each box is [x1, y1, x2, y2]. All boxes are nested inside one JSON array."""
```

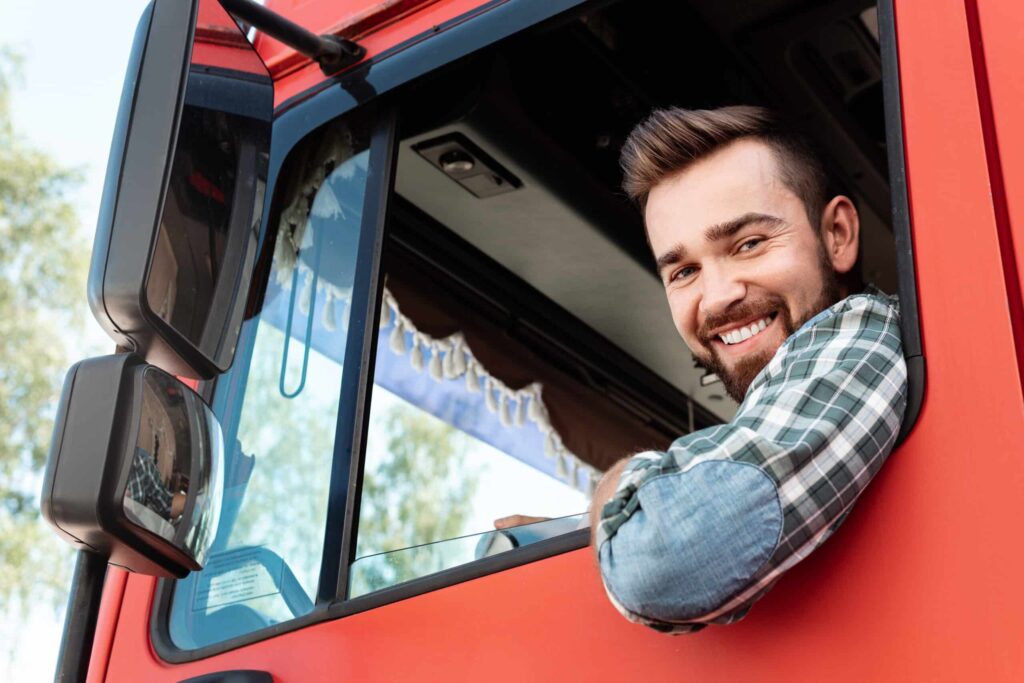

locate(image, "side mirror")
[[89, 0, 273, 379], [42, 354, 224, 577]]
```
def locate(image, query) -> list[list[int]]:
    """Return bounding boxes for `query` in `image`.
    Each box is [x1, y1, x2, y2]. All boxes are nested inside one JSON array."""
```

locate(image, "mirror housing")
[[42, 354, 224, 578], [89, 0, 272, 379]]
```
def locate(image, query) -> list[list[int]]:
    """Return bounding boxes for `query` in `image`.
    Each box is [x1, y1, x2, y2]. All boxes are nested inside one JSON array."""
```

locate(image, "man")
[[588, 106, 907, 633]]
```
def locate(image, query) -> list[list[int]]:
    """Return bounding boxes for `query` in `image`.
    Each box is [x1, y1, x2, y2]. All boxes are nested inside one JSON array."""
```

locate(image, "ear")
[[820, 195, 860, 275]]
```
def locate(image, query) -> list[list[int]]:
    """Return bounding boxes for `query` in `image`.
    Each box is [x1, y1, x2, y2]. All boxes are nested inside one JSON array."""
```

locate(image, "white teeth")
[[719, 316, 772, 345]]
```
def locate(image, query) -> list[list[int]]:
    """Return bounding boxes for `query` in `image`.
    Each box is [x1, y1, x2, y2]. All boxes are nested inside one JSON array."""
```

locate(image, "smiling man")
[[590, 106, 908, 633]]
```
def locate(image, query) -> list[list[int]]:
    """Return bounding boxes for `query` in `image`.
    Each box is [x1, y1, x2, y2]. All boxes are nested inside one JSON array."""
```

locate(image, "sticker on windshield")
[[192, 546, 283, 611]]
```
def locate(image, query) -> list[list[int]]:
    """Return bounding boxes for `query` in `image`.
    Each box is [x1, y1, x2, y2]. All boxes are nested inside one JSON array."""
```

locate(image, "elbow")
[[598, 460, 783, 626]]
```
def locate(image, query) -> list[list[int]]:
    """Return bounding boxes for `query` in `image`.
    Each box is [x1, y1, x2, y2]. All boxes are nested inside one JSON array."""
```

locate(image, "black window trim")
[[326, 106, 397, 603], [879, 0, 925, 444], [151, 0, 923, 664]]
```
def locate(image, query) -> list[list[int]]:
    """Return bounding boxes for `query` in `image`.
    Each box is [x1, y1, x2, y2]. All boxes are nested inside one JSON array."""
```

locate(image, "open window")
[[342, 0, 917, 600], [156, 0, 920, 659]]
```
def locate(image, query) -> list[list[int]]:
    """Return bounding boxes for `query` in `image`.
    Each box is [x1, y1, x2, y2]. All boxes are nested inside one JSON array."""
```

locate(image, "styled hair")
[[620, 106, 832, 228]]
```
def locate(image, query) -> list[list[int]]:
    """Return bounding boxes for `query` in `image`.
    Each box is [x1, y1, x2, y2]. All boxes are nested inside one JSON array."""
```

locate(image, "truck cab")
[[62, 0, 1024, 680]]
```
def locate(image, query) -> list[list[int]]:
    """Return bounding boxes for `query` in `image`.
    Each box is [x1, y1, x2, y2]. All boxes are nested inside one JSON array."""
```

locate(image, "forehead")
[[644, 138, 797, 253]]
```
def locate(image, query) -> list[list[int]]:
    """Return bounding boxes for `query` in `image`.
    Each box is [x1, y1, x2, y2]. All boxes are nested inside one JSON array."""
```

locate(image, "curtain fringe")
[[379, 287, 597, 496]]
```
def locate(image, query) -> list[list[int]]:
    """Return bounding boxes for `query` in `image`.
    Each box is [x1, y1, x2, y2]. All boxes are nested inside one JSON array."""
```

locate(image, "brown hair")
[[620, 106, 832, 229]]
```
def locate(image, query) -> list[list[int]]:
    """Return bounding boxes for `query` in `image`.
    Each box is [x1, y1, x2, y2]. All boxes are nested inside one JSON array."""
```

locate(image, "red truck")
[[41, 0, 1024, 680]]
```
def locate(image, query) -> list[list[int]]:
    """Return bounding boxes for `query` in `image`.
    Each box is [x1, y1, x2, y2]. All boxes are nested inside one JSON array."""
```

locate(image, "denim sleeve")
[[594, 293, 907, 633], [599, 461, 783, 626]]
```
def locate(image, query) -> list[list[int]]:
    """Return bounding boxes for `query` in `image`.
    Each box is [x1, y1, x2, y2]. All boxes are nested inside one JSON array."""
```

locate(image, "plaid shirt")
[[125, 447, 174, 520], [595, 288, 907, 633]]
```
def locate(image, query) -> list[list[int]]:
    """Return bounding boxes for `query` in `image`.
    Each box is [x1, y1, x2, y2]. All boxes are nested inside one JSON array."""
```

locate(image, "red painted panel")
[[85, 568, 128, 683], [193, 1, 269, 75], [101, 0, 1024, 680], [257, 0, 441, 72], [975, 0, 1024, 390], [260, 0, 496, 106]]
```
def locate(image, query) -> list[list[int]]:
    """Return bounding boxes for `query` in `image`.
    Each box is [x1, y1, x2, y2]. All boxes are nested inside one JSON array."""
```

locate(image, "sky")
[[0, 1, 150, 678]]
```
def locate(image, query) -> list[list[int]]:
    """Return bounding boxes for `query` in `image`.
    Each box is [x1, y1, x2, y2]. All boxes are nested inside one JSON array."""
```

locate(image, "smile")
[[718, 313, 777, 346]]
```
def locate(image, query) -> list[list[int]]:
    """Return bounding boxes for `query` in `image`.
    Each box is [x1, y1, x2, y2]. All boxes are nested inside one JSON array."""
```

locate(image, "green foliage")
[[351, 400, 480, 596], [0, 49, 89, 615], [226, 324, 339, 592], [218, 315, 480, 603]]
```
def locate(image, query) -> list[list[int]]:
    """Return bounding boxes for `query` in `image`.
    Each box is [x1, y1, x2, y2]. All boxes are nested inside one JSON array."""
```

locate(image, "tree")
[[351, 399, 481, 596], [0, 49, 90, 616], [226, 324, 342, 592], [220, 320, 480, 605]]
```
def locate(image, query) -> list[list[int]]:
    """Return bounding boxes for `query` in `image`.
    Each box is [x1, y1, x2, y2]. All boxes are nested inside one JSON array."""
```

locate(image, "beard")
[[692, 251, 842, 403]]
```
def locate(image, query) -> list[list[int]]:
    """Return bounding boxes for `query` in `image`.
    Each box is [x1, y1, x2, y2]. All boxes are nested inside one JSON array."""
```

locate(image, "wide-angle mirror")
[[42, 354, 224, 577]]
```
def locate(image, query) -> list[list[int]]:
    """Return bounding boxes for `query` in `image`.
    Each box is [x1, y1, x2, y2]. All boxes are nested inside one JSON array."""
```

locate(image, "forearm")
[[588, 457, 631, 553], [593, 292, 908, 633]]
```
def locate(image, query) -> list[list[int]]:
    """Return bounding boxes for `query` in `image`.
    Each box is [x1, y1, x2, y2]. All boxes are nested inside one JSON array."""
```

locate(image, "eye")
[[668, 265, 698, 284], [737, 237, 764, 253]]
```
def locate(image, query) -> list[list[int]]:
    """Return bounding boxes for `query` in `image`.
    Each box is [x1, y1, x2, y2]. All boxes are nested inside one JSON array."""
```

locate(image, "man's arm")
[[593, 292, 907, 633], [588, 458, 629, 552], [492, 459, 628, 536]]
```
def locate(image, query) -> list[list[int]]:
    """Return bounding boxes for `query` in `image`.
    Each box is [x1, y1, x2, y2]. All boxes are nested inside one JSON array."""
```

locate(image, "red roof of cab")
[[194, 0, 268, 75], [257, 0, 491, 106]]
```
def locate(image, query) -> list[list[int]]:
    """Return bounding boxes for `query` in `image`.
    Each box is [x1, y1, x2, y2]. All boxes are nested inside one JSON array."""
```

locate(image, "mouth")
[[713, 312, 779, 347]]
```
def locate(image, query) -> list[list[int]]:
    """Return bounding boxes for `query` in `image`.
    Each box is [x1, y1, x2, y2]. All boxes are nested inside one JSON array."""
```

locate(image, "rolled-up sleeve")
[[595, 292, 908, 633]]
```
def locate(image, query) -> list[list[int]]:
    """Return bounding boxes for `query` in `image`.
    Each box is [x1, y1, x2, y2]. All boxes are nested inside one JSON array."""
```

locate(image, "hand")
[[494, 514, 550, 530], [171, 491, 187, 518]]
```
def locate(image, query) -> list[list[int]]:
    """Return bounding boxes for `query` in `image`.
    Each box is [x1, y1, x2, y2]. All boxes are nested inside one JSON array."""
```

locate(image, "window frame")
[[151, 0, 922, 663]]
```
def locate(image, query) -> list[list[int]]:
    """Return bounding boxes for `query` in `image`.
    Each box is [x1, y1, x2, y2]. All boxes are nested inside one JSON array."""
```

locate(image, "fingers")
[[494, 514, 549, 529]]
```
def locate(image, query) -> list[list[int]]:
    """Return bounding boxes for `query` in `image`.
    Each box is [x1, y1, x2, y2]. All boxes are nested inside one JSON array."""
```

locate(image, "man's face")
[[646, 138, 841, 402]]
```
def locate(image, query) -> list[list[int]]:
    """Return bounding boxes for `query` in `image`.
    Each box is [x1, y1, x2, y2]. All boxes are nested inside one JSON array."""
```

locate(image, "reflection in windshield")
[[350, 514, 586, 597]]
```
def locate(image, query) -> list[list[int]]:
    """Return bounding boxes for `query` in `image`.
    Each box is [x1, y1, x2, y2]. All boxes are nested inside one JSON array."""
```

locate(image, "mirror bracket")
[[220, 0, 366, 76]]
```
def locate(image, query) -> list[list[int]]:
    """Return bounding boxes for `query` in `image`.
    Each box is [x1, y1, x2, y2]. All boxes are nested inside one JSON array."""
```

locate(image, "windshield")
[[167, 118, 373, 649]]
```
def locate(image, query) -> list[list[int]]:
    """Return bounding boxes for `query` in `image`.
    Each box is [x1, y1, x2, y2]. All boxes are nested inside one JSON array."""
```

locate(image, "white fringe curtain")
[[377, 288, 599, 496], [270, 123, 599, 496]]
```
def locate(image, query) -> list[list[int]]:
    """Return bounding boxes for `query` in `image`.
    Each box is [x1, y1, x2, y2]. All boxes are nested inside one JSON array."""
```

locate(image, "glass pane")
[[351, 514, 586, 596], [350, 378, 589, 598], [167, 116, 373, 649]]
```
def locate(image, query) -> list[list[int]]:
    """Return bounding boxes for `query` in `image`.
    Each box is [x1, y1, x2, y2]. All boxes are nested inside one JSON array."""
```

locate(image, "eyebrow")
[[654, 212, 784, 275]]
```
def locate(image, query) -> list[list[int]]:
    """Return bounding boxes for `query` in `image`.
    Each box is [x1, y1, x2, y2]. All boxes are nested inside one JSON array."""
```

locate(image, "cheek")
[[753, 249, 825, 309], [666, 290, 700, 346], [784, 261, 829, 314]]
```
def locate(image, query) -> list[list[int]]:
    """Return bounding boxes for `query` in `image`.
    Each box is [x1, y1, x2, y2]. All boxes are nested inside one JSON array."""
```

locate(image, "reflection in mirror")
[[145, 0, 272, 370], [123, 367, 223, 567], [124, 375, 190, 539]]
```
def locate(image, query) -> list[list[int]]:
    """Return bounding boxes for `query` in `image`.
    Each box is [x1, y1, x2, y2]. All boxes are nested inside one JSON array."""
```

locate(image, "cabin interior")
[[385, 0, 891, 431]]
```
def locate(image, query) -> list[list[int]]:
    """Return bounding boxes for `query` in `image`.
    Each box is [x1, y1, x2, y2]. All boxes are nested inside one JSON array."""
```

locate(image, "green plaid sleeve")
[[595, 290, 907, 633]]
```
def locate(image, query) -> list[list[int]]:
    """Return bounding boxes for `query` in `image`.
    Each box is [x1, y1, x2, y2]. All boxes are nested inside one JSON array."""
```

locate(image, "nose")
[[698, 263, 746, 318]]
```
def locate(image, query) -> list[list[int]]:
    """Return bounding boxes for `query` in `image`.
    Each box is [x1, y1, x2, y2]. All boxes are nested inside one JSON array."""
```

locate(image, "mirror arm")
[[220, 0, 365, 75], [54, 550, 107, 683]]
